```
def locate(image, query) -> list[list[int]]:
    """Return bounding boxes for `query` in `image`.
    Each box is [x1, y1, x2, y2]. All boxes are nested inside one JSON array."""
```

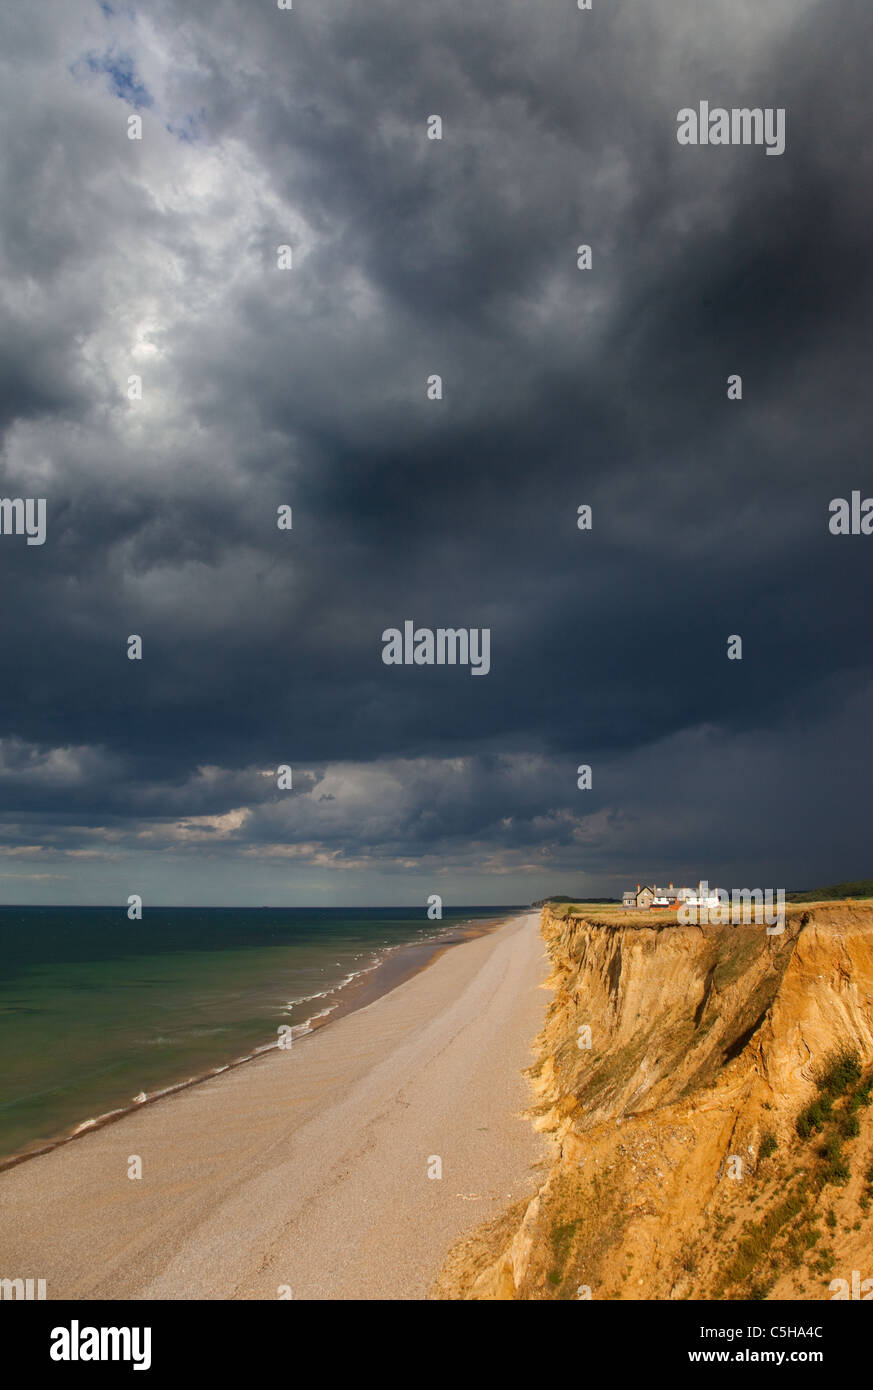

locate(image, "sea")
[[0, 904, 521, 1165]]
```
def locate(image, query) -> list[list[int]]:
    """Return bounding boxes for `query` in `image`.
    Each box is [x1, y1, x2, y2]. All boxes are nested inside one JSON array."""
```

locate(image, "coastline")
[[0, 910, 550, 1299], [0, 912, 520, 1176]]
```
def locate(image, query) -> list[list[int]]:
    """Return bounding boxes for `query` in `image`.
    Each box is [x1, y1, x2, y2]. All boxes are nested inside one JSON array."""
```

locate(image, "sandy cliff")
[[434, 902, 873, 1300]]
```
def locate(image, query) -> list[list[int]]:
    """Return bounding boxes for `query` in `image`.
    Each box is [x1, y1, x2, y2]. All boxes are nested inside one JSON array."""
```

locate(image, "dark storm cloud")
[[0, 0, 870, 898]]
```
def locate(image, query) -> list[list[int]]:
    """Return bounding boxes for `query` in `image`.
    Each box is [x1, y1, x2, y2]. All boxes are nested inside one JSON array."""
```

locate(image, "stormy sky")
[[0, 0, 870, 906]]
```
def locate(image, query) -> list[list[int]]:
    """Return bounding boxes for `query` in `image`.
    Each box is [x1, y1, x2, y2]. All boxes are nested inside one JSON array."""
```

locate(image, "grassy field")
[[542, 879, 873, 921], [787, 879, 873, 902]]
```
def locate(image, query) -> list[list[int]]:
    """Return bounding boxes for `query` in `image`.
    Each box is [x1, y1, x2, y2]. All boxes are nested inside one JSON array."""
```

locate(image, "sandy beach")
[[0, 910, 549, 1300]]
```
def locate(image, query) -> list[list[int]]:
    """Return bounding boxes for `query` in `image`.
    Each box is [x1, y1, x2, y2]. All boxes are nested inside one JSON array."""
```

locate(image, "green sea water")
[[0, 905, 515, 1163]]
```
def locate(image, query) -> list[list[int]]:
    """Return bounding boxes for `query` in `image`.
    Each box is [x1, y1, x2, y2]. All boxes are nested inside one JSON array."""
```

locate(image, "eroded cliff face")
[[434, 903, 873, 1300]]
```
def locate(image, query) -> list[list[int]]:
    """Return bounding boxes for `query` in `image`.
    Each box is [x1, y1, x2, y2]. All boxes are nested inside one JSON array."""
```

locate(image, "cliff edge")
[[434, 902, 873, 1299]]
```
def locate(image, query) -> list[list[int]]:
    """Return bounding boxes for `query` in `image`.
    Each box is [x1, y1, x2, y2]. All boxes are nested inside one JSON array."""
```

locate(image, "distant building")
[[622, 882, 659, 908], [679, 882, 721, 910], [622, 880, 718, 910]]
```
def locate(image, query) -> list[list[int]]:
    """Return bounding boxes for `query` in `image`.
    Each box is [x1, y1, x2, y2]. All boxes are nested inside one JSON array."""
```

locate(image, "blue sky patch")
[[166, 108, 207, 143], [86, 50, 153, 109]]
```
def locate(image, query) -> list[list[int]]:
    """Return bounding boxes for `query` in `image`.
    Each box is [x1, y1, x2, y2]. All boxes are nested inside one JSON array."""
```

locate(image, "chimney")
[[669, 881, 673, 889], [636, 883, 640, 892]]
